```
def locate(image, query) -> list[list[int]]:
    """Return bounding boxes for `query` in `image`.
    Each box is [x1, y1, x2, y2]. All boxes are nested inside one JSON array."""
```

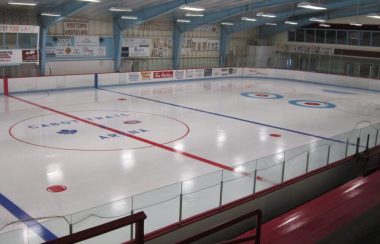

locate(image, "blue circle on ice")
[[288, 100, 336, 109], [241, 92, 284, 99]]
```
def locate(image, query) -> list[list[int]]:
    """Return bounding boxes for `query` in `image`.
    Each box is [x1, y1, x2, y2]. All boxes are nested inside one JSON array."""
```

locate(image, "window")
[[348, 31, 359, 46], [316, 30, 325, 43], [296, 29, 305, 42], [373, 32, 380, 47], [326, 30, 336, 44], [306, 29, 315, 42], [337, 31, 348, 45], [18, 33, 38, 49], [5, 33, 17, 49], [288, 30, 295, 42], [0, 33, 4, 48], [360, 32, 371, 46]]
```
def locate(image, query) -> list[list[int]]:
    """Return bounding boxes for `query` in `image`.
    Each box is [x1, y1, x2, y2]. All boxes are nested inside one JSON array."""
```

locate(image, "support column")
[[219, 27, 230, 68], [172, 24, 183, 70], [39, 28, 48, 76], [113, 18, 123, 72]]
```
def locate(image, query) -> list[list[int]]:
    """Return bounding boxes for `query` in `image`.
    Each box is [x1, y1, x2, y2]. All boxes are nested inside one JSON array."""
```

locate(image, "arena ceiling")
[[0, 0, 379, 35]]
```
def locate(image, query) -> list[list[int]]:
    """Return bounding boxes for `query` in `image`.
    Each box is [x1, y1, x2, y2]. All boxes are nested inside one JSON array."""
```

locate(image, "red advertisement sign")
[[22, 50, 38, 62], [153, 70, 174, 79]]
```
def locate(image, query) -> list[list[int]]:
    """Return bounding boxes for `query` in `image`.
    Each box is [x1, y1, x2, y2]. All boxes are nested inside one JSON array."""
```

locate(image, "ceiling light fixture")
[[256, 11, 277, 18], [41, 12, 61, 17], [297, 1, 326, 10], [176, 19, 191, 23], [285, 20, 298, 25], [367, 13, 380, 19], [121, 16, 138, 20], [309, 17, 326, 22], [185, 13, 204, 17], [265, 22, 278, 26], [179, 5, 205, 12], [221, 22, 234, 26], [241, 17, 257, 22], [8, 1, 37, 6], [78, 0, 101, 3], [319, 23, 331, 27], [350, 22, 363, 26], [109, 7, 132, 12]]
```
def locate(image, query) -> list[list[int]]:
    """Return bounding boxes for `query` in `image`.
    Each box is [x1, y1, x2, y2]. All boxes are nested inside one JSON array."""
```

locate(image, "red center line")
[[9, 95, 249, 175]]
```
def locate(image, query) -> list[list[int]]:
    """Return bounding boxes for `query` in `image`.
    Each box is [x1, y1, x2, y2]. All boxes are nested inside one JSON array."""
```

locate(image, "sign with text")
[[0, 49, 39, 65], [64, 22, 89, 36], [57, 37, 72, 47], [75, 36, 99, 47], [0, 25, 39, 33], [153, 71, 173, 79]]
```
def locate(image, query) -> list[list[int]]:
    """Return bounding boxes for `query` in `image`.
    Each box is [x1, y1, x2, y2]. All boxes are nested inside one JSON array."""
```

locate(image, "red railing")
[[44, 211, 146, 244], [177, 209, 262, 244]]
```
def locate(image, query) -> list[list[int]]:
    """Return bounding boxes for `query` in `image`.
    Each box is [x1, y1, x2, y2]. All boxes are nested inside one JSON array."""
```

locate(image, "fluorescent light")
[[109, 7, 132, 12], [185, 13, 204, 17], [177, 19, 191, 23], [241, 17, 257, 22], [367, 13, 380, 19], [319, 23, 331, 27], [256, 12, 277, 18], [41, 12, 61, 17], [309, 17, 326, 22], [285, 20, 298, 25], [350, 22, 363, 26], [78, 0, 101, 2], [221, 22, 234, 26], [8, 1, 37, 6], [297, 2, 326, 10], [265, 22, 278, 26], [179, 5, 205, 12], [78, 0, 101, 3], [121, 16, 138, 20]]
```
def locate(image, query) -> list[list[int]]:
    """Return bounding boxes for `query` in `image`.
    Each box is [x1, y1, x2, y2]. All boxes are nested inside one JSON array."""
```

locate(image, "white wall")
[[247, 46, 275, 67], [45, 60, 114, 76]]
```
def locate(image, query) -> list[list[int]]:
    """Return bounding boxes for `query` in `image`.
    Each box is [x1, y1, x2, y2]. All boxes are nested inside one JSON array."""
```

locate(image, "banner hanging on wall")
[[0, 49, 39, 65], [46, 46, 106, 57], [57, 37, 72, 47], [181, 38, 219, 56], [75, 36, 99, 47]]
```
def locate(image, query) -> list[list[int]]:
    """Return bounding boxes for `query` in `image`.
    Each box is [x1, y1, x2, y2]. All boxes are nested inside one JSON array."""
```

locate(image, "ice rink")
[[1, 77, 380, 242]]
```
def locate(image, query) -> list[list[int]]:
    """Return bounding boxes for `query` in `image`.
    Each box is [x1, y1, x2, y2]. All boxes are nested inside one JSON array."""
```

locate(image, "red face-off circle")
[[305, 102, 321, 106], [47, 185, 67, 193], [255, 94, 269, 97], [118, 98, 127, 101]]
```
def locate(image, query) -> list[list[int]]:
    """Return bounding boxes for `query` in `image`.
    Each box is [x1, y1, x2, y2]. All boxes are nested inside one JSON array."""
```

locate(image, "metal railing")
[[45, 212, 146, 244], [177, 209, 262, 244]]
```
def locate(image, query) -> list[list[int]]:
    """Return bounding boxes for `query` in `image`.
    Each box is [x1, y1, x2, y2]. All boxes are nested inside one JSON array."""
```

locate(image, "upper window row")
[[0, 33, 38, 49], [288, 29, 380, 47]]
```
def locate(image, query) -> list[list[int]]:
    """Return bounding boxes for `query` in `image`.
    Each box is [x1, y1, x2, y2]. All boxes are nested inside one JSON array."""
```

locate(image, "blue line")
[[0, 193, 57, 241], [99, 87, 347, 144]]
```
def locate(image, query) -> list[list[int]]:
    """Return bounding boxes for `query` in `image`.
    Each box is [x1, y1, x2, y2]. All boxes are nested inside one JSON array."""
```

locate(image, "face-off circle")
[[241, 92, 284, 99], [47, 185, 67, 193], [288, 100, 336, 109], [9, 110, 190, 151]]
